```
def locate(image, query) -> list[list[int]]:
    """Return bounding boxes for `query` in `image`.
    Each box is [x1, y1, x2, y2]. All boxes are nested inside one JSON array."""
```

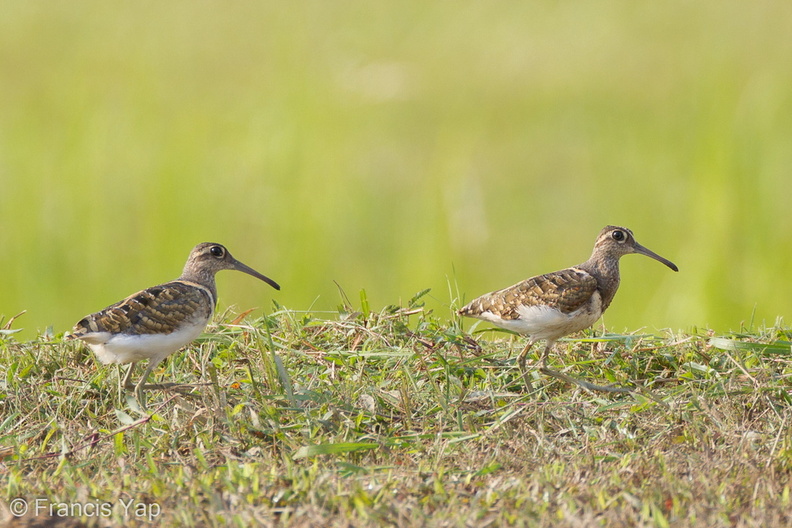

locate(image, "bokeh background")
[[1, 2, 791, 339]]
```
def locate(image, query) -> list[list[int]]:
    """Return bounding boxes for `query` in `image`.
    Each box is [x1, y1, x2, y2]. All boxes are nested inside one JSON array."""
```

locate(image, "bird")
[[67, 242, 280, 407], [458, 226, 678, 392]]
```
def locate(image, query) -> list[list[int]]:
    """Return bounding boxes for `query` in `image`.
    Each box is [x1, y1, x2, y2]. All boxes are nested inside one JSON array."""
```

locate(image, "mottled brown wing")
[[459, 267, 597, 320], [69, 280, 213, 338]]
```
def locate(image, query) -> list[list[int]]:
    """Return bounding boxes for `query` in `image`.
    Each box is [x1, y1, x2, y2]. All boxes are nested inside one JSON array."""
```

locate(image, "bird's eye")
[[210, 246, 225, 258], [612, 230, 625, 242]]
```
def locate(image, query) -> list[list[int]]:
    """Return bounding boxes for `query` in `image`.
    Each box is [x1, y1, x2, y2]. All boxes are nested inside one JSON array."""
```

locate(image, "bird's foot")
[[539, 366, 631, 394]]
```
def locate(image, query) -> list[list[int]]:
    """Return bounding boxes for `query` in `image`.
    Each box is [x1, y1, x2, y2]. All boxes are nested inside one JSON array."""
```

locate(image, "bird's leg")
[[134, 360, 163, 410], [117, 362, 136, 401], [539, 341, 553, 367], [517, 340, 537, 390], [116, 365, 123, 400], [520, 341, 554, 391], [121, 362, 137, 390]]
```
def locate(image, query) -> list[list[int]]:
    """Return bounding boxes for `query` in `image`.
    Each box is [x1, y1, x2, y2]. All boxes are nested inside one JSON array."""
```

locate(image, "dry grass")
[[1, 299, 792, 527]]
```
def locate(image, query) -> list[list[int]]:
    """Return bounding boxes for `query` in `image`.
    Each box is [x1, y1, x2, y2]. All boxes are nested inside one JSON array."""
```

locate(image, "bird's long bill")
[[232, 259, 281, 290], [634, 244, 679, 272]]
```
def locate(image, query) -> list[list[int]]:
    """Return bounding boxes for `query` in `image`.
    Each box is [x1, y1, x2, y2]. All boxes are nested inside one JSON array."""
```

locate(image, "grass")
[[2, 293, 792, 527], [3, 1, 792, 338]]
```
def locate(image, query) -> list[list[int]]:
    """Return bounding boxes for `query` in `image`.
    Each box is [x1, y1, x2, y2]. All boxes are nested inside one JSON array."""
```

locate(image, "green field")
[[2, 305, 792, 526], [2, 2, 792, 338], [3, 2, 792, 526]]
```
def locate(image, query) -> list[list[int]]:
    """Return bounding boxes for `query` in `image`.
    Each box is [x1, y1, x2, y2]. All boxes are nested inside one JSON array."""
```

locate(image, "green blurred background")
[[2, 2, 791, 339]]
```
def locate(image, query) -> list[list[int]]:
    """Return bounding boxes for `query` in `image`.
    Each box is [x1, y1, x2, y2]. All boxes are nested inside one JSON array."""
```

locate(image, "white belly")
[[85, 321, 207, 365], [473, 292, 603, 342]]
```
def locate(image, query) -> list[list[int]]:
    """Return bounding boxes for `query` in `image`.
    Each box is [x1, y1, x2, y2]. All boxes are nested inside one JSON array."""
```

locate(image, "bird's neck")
[[578, 254, 621, 311], [179, 267, 218, 305]]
